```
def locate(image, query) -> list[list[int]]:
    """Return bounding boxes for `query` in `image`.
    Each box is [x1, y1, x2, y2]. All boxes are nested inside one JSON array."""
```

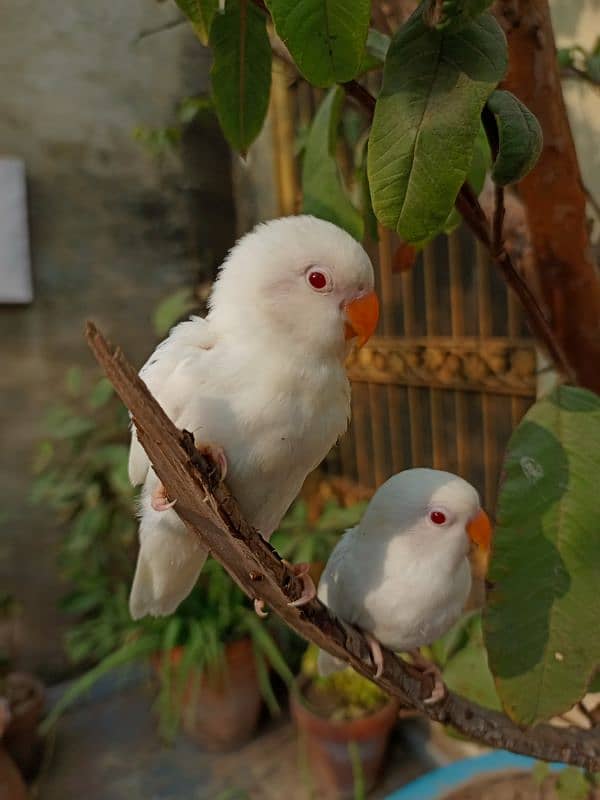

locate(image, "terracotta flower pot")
[[290, 678, 399, 799], [2, 673, 45, 781], [154, 637, 262, 751], [0, 746, 27, 800]]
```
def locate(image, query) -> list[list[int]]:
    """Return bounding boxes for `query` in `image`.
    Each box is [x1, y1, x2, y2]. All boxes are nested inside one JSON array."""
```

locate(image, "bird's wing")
[[318, 528, 361, 622], [128, 316, 216, 486]]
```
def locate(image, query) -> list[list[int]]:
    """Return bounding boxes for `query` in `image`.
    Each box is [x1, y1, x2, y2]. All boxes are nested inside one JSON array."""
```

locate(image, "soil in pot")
[[291, 678, 399, 800], [158, 637, 262, 752], [441, 770, 600, 800], [2, 673, 45, 781], [0, 746, 27, 800]]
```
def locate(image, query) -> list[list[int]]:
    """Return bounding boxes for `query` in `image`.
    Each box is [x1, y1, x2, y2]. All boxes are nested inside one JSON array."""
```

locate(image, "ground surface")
[[35, 672, 430, 799]]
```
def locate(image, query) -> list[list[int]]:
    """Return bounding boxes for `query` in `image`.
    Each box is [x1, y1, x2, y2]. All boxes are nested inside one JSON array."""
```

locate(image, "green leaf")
[[174, 0, 218, 45], [442, 616, 501, 710], [484, 386, 600, 726], [89, 378, 114, 409], [368, 7, 507, 245], [486, 90, 543, 185], [265, 0, 370, 87], [444, 122, 491, 233], [152, 288, 198, 337], [557, 47, 575, 70], [556, 768, 592, 800], [437, 0, 493, 30], [210, 0, 272, 154], [302, 87, 364, 240], [531, 761, 550, 787], [357, 29, 391, 74], [65, 366, 83, 398], [586, 53, 600, 84]]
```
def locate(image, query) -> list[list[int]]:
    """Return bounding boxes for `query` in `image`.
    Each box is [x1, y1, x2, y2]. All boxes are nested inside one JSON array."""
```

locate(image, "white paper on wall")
[[0, 158, 33, 303]]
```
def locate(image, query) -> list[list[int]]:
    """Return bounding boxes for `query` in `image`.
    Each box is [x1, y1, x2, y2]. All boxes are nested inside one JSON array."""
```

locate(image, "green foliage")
[[435, 0, 493, 30], [210, 0, 272, 154], [152, 288, 199, 337], [30, 368, 136, 664], [301, 88, 364, 241], [272, 496, 368, 565], [368, 5, 507, 245], [484, 386, 600, 726], [443, 122, 491, 234], [558, 38, 600, 85], [531, 761, 550, 786], [441, 613, 501, 711], [265, 0, 370, 87], [133, 96, 215, 158], [486, 90, 543, 186], [301, 644, 387, 721], [174, 0, 218, 45], [555, 767, 594, 800], [357, 29, 391, 74]]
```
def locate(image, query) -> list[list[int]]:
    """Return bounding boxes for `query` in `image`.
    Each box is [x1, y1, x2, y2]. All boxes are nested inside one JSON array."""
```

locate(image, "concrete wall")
[[0, 1, 234, 678]]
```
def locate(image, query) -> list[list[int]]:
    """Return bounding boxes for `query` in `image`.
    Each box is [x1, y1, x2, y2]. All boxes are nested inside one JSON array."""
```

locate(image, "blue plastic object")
[[385, 751, 564, 799]]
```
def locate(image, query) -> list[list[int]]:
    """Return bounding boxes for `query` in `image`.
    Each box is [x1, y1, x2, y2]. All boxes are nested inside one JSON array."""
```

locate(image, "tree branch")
[[86, 321, 600, 770]]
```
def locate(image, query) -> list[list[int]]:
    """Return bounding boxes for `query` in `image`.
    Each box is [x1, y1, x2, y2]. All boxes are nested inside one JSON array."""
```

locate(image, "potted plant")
[[0, 698, 27, 800], [33, 366, 294, 750], [144, 557, 294, 749], [0, 673, 45, 782], [290, 644, 399, 799]]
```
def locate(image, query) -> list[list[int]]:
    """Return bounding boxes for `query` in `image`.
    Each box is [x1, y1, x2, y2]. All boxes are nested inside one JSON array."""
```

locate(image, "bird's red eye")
[[430, 510, 447, 525], [308, 270, 328, 290]]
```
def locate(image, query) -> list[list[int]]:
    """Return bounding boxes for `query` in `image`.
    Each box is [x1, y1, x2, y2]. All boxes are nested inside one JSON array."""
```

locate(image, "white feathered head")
[[208, 216, 379, 357]]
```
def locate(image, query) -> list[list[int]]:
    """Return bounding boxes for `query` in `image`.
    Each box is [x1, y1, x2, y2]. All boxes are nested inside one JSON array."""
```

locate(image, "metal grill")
[[269, 65, 536, 511]]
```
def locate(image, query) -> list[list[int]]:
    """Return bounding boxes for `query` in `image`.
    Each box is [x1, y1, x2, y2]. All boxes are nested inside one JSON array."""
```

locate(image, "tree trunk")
[[493, 0, 600, 393]]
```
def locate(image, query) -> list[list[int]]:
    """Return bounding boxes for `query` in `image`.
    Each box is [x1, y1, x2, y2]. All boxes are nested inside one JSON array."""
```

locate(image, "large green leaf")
[[210, 0, 272, 154], [486, 89, 543, 185], [436, 0, 493, 30], [443, 616, 501, 711], [265, 0, 370, 87], [302, 87, 364, 240], [367, 6, 506, 245], [443, 122, 491, 234], [174, 0, 218, 45], [484, 386, 600, 726]]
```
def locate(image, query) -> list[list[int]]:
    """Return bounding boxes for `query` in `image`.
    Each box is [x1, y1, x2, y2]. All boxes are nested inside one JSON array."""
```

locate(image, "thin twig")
[[133, 17, 186, 45], [85, 321, 600, 770], [493, 185, 506, 256]]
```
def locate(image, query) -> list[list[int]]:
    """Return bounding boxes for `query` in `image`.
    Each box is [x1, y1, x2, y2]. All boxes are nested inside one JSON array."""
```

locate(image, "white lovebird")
[[128, 215, 379, 620], [317, 468, 492, 701]]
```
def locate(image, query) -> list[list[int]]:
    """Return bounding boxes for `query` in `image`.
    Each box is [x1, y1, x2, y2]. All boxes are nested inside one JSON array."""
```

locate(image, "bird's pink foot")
[[151, 482, 177, 512], [254, 599, 268, 618], [283, 561, 317, 608], [365, 632, 384, 679], [197, 442, 228, 482], [409, 649, 446, 705]]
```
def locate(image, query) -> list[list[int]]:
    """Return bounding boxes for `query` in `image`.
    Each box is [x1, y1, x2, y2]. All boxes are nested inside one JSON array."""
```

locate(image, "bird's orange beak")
[[466, 509, 492, 553], [344, 291, 379, 348]]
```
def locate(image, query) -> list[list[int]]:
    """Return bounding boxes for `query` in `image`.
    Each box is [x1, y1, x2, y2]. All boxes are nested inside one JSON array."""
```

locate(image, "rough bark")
[[494, 0, 600, 392], [86, 321, 600, 770]]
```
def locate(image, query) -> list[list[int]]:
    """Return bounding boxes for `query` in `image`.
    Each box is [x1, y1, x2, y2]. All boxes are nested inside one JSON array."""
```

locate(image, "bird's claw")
[[283, 561, 317, 608], [151, 482, 177, 512], [197, 442, 228, 482], [254, 599, 268, 618], [409, 650, 446, 705], [365, 632, 384, 679]]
